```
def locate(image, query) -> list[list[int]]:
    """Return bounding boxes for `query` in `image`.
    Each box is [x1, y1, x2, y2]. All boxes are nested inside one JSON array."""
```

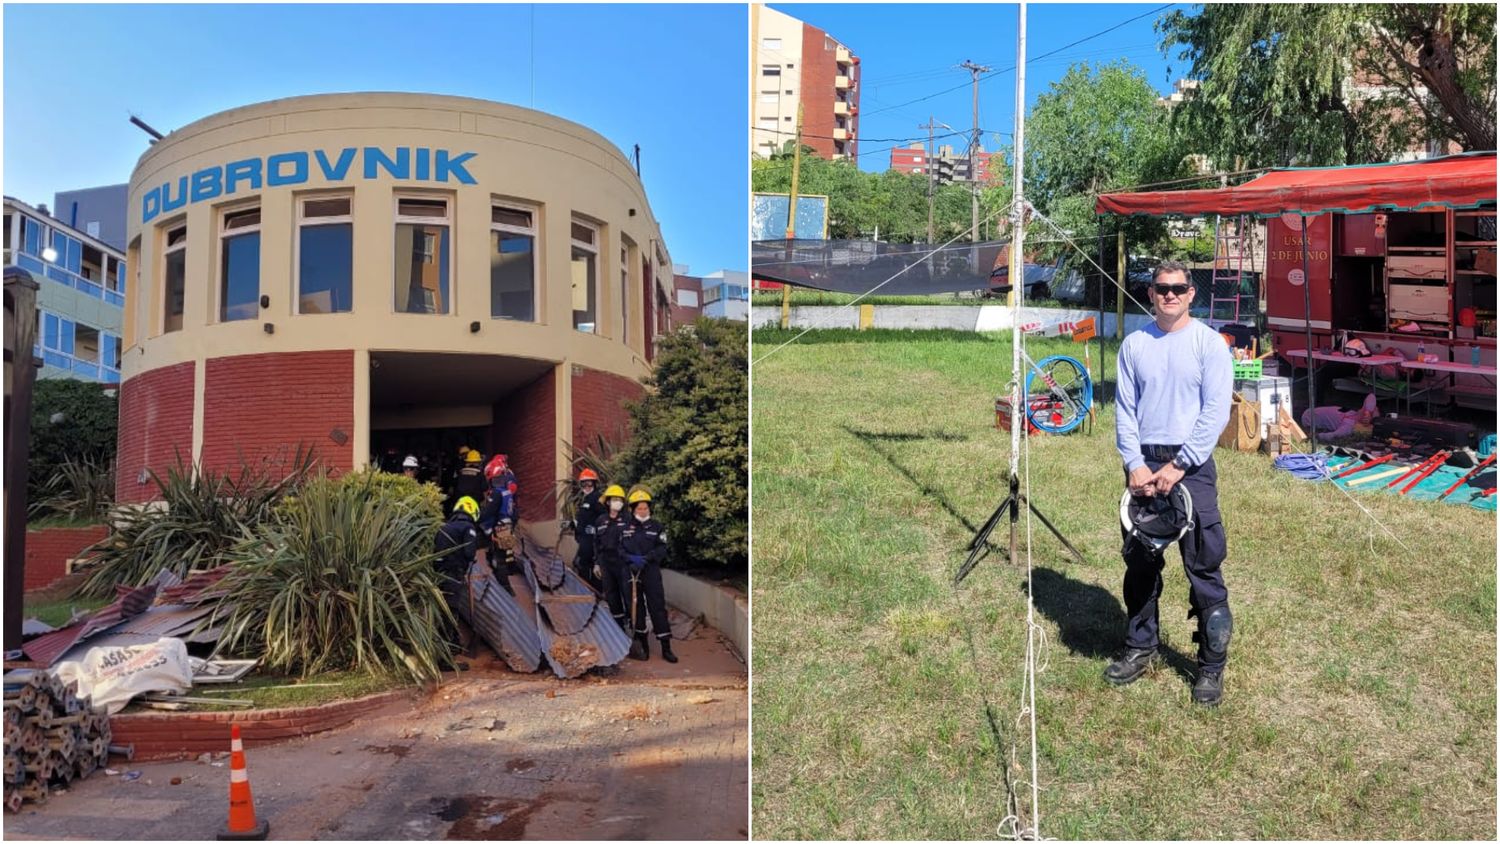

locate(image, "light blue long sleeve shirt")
[[1115, 318, 1234, 471]]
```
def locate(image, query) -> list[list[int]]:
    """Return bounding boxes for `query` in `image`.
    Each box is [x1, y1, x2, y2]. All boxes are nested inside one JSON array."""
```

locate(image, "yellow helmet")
[[465, 449, 482, 463], [602, 484, 627, 501], [453, 496, 480, 519], [628, 489, 652, 505]]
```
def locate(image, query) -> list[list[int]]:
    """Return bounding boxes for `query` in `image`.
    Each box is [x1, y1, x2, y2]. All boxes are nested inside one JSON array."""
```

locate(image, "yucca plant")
[[77, 446, 317, 597], [28, 455, 115, 523], [558, 434, 621, 523], [211, 471, 454, 684]]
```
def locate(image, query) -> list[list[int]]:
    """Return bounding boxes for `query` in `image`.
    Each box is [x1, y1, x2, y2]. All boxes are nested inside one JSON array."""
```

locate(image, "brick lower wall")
[[109, 689, 415, 760], [24, 525, 109, 591], [490, 367, 558, 521], [201, 350, 355, 478], [116, 362, 196, 504], [572, 365, 644, 460]]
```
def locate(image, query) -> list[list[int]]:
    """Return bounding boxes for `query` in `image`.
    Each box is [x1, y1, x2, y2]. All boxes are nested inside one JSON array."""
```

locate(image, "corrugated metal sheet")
[[155, 567, 231, 605], [20, 579, 163, 667], [517, 537, 632, 678], [111, 604, 218, 641], [456, 562, 542, 674]]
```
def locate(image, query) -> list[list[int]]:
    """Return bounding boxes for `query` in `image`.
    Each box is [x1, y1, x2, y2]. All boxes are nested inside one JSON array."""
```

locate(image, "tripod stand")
[[955, 470, 1086, 585]]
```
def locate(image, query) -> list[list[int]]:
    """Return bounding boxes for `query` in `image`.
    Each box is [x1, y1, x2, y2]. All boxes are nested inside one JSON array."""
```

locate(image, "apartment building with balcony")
[[752, 5, 859, 161], [889, 142, 997, 185], [700, 269, 750, 321], [4, 196, 127, 383]]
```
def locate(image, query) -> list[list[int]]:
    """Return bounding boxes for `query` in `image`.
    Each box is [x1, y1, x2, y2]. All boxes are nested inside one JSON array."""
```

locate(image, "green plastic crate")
[[1232, 359, 1262, 380]]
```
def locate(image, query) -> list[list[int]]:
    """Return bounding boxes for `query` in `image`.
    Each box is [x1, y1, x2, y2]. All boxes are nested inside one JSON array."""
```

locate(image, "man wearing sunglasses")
[[1107, 260, 1234, 706]]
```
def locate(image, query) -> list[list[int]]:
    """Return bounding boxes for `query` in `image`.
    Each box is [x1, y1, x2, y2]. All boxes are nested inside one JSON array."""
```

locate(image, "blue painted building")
[[700, 269, 749, 321], [4, 196, 127, 383]]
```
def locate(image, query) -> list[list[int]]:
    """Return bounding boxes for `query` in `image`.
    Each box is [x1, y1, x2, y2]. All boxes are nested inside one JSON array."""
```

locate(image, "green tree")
[[612, 318, 747, 575], [1024, 60, 1186, 260], [28, 379, 118, 501], [1157, 4, 1496, 168]]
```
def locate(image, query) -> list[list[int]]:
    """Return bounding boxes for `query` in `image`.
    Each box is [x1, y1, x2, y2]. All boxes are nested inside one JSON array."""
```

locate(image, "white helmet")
[[402, 455, 419, 469], [1119, 485, 1194, 552]]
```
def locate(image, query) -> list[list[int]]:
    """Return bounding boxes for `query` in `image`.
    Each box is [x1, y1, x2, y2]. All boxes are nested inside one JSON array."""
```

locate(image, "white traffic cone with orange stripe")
[[217, 724, 269, 840]]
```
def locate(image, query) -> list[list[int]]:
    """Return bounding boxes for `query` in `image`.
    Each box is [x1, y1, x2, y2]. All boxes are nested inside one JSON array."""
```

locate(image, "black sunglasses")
[[1152, 283, 1191, 296]]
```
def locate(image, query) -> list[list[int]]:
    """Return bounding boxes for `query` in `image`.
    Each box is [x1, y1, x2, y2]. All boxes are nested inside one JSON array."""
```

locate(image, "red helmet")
[[578, 468, 599, 482], [484, 454, 510, 481]]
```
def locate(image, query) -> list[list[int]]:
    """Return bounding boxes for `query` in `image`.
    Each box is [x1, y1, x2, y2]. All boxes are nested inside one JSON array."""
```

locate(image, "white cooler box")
[[1234, 376, 1292, 434]]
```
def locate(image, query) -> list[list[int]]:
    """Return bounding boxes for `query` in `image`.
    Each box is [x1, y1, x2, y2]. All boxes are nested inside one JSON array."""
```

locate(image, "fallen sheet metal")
[[516, 536, 632, 678], [457, 560, 543, 674], [20, 575, 169, 667]]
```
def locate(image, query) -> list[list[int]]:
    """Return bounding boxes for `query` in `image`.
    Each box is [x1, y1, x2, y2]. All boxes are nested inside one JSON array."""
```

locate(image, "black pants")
[[1121, 455, 1230, 670], [600, 558, 629, 630], [628, 562, 672, 641], [574, 544, 602, 592]]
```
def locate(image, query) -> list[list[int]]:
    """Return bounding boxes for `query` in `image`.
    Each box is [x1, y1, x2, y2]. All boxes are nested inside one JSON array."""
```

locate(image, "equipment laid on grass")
[[1346, 466, 1409, 487], [1438, 454, 1497, 500], [1385, 452, 1446, 489], [1333, 453, 1396, 479], [1399, 450, 1451, 495]]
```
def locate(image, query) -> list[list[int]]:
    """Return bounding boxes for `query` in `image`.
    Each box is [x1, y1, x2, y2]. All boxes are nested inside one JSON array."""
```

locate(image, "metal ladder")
[[1207, 214, 1249, 327]]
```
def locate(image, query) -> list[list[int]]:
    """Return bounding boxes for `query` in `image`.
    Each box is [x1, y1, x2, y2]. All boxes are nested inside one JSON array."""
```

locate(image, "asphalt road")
[[4, 631, 748, 841]]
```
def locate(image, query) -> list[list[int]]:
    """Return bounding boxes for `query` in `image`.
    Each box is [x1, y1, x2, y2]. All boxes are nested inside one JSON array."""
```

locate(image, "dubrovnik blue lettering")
[[364, 147, 410, 180], [315, 148, 357, 181], [224, 159, 262, 194], [138, 147, 479, 223], [267, 152, 309, 186], [191, 168, 222, 203], [436, 151, 477, 184]]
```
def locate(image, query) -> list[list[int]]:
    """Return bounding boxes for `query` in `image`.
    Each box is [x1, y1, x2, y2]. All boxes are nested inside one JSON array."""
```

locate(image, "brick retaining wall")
[[24, 525, 109, 592], [110, 689, 416, 760]]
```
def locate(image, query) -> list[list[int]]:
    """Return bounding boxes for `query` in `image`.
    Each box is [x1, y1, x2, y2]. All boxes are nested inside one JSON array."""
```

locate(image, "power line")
[[861, 4, 1176, 119]]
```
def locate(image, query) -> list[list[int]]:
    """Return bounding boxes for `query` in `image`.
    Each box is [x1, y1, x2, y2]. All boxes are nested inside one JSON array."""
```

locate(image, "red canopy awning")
[[1096, 152, 1497, 218]]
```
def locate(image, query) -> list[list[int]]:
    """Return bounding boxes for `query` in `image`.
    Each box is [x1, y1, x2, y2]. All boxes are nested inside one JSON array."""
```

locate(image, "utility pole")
[[781, 102, 804, 330], [961, 60, 991, 244], [922, 116, 940, 243]]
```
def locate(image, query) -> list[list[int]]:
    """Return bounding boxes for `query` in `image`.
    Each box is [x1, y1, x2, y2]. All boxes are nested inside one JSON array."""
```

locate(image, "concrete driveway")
[[4, 630, 747, 840]]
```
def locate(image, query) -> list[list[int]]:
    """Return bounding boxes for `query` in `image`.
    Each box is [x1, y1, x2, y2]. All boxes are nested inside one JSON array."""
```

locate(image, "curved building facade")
[[119, 93, 676, 533]]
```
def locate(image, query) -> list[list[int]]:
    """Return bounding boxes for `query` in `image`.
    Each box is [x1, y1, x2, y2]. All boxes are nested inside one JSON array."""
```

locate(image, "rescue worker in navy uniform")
[[592, 484, 630, 631], [618, 488, 676, 663], [454, 449, 487, 504], [1110, 260, 1234, 706], [433, 496, 482, 654], [570, 469, 604, 589], [486, 518, 519, 594]]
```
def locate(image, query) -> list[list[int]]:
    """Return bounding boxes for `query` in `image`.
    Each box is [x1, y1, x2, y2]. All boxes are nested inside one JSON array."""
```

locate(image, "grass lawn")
[[751, 291, 1073, 309], [22, 595, 111, 628], [750, 328, 1496, 840]]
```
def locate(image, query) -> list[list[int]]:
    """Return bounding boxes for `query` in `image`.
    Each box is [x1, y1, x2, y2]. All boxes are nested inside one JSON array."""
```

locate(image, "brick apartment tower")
[[752, 5, 859, 160]]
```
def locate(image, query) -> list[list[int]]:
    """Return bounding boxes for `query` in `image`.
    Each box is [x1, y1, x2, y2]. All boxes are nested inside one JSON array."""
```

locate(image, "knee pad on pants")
[[1193, 603, 1232, 659]]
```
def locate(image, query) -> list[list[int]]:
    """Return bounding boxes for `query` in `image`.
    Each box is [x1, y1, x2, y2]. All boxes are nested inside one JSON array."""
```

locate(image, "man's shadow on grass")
[[1028, 567, 1196, 685]]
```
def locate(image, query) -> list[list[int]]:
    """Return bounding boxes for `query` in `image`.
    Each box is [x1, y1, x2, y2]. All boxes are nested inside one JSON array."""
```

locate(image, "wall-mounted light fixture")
[[263, 322, 275, 335], [260, 295, 270, 309], [470, 321, 481, 333]]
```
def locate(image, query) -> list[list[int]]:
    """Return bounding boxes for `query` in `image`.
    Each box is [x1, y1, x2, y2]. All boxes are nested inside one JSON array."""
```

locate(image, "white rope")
[[1027, 206, 1153, 315], [750, 200, 1017, 368]]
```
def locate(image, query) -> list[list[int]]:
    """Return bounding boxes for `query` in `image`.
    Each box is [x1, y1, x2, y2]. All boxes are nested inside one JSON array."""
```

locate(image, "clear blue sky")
[[3, 3, 746, 275], [768, 3, 1180, 171]]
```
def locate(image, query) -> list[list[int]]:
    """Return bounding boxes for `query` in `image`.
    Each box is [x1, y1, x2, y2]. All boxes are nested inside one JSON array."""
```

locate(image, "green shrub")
[[28, 379, 118, 504], [212, 471, 453, 684], [78, 449, 315, 597], [612, 318, 748, 573], [29, 455, 115, 524]]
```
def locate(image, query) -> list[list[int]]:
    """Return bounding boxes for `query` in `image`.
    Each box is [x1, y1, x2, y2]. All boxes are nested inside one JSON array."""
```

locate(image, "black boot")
[[1103, 647, 1156, 686], [629, 632, 649, 661], [1192, 669, 1223, 706], [659, 636, 678, 664]]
